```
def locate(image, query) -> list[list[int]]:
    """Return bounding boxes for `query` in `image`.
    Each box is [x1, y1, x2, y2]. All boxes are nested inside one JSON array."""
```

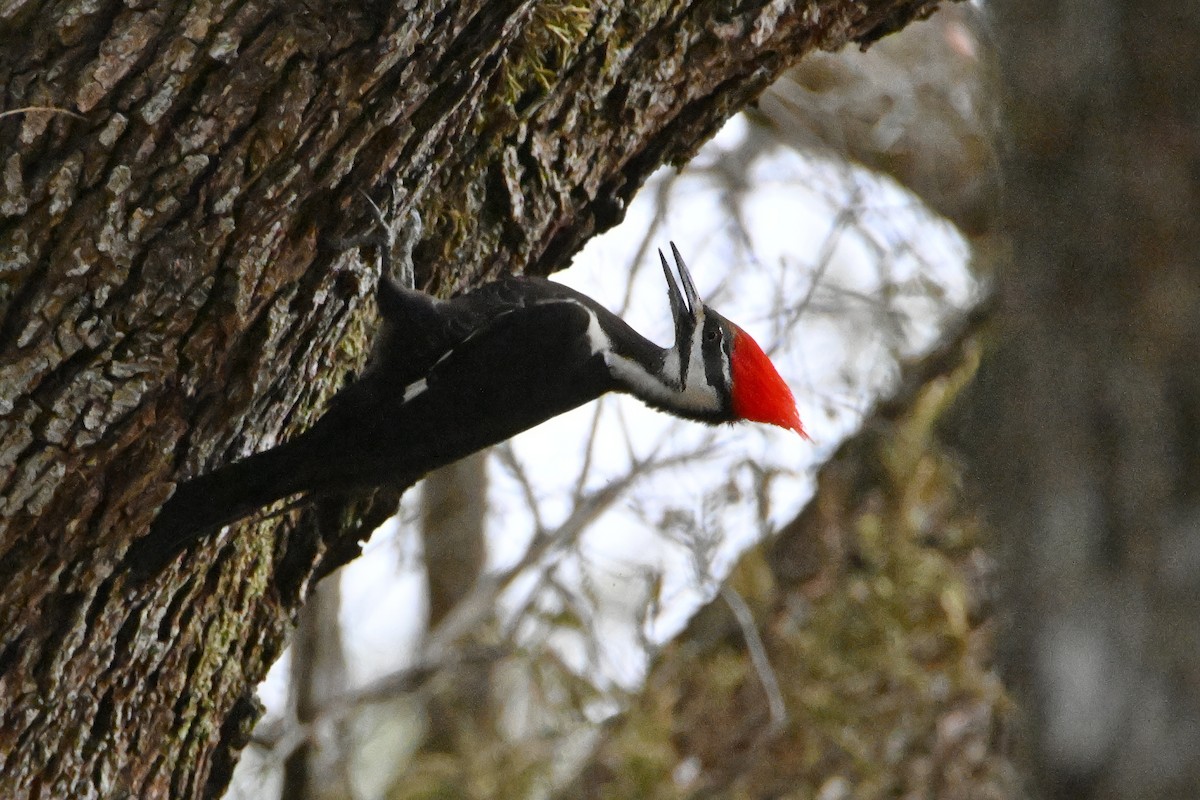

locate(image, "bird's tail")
[[127, 434, 322, 580]]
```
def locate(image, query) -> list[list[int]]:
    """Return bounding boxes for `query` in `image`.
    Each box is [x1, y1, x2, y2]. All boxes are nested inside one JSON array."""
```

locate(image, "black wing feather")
[[131, 293, 613, 578]]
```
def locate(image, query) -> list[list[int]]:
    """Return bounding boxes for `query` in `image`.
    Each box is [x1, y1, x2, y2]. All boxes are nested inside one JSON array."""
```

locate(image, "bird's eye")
[[705, 329, 719, 342]]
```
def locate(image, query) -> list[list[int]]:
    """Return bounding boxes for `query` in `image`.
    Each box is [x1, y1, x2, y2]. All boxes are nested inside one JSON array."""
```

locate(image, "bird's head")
[[658, 243, 809, 439]]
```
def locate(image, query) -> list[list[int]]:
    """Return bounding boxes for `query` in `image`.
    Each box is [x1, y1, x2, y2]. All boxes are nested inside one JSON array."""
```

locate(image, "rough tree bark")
[[0, 2, 950, 797]]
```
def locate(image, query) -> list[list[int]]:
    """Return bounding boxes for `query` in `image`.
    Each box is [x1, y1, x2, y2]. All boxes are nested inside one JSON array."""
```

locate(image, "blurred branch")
[[556, 297, 1014, 798], [487, 438, 720, 647], [267, 433, 721, 746], [719, 585, 788, 735], [756, 5, 998, 237]]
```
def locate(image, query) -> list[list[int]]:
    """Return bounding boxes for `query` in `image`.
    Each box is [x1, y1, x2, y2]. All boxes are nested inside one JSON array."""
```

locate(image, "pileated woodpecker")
[[131, 244, 805, 575]]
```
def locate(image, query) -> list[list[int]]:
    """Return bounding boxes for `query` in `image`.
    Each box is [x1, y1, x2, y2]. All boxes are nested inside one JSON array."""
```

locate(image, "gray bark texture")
[[0, 1, 951, 798], [957, 1, 1200, 797]]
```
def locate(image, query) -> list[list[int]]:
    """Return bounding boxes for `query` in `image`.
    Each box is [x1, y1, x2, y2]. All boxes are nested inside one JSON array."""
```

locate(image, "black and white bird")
[[132, 244, 806, 575]]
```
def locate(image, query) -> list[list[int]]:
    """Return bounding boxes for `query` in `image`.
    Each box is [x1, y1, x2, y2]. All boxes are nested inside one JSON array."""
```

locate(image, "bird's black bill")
[[659, 242, 703, 327]]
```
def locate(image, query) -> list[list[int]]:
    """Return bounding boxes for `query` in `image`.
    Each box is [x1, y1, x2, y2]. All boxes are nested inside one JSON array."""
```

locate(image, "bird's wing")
[[368, 277, 456, 387], [367, 274, 614, 398], [382, 296, 614, 463]]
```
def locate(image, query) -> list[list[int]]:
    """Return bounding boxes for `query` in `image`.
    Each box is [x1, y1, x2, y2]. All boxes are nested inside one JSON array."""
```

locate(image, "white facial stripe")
[[661, 348, 681, 387], [608, 351, 721, 414], [602, 303, 722, 415]]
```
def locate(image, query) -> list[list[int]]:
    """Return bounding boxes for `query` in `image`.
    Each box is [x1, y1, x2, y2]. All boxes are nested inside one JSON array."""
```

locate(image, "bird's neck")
[[592, 311, 723, 420]]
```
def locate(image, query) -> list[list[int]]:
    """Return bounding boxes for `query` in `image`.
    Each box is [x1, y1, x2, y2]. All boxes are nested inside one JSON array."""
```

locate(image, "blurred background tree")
[[958, 1, 1200, 797]]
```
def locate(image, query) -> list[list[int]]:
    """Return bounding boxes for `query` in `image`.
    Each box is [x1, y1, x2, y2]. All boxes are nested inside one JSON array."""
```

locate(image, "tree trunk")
[[281, 578, 347, 800], [0, 1, 951, 797], [419, 453, 490, 757], [422, 452, 488, 631], [957, 1, 1200, 797]]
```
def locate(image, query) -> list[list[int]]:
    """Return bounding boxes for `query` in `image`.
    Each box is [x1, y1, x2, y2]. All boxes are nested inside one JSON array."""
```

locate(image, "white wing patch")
[[401, 377, 428, 403], [582, 303, 610, 356], [398, 298, 600, 407]]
